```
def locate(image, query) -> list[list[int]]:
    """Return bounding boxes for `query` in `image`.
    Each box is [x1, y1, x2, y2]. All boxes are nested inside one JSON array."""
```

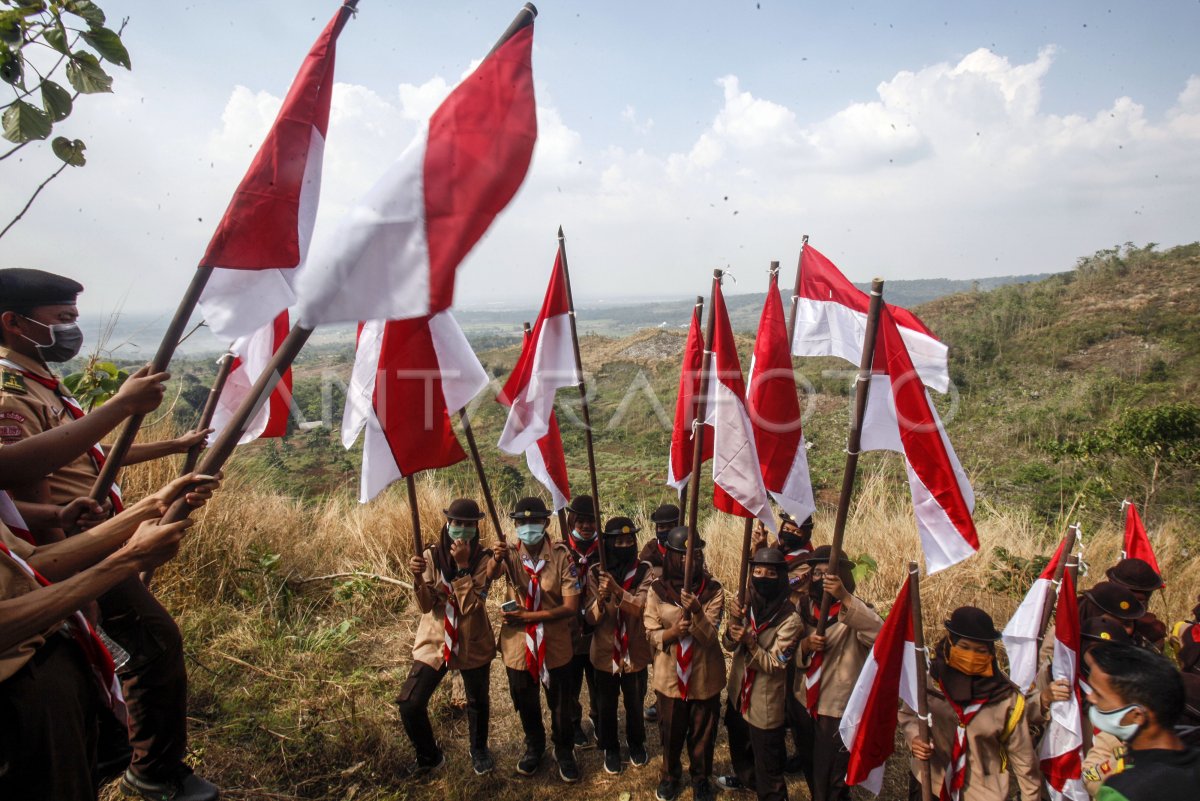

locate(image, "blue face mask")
[[1088, 703, 1141, 741], [447, 524, 476, 542], [516, 523, 545, 546]]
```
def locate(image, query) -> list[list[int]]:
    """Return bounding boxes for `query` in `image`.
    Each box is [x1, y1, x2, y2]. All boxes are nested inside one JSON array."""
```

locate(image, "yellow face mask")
[[948, 642, 994, 677]]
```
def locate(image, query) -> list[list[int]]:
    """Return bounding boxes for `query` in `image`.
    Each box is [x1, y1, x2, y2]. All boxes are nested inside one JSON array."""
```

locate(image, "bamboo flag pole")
[[735, 518, 754, 613], [814, 278, 885, 638], [406, 474, 423, 557], [557, 226, 605, 571], [180, 351, 234, 475], [678, 294, 704, 515], [908, 561, 934, 801], [457, 408, 505, 543], [1037, 524, 1079, 653], [784, 235, 809, 348]]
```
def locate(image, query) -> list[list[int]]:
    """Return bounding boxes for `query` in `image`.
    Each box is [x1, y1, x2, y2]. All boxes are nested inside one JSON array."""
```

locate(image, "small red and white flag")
[[791, 244, 949, 393], [667, 300, 712, 490], [519, 324, 571, 512], [208, 310, 294, 446], [705, 279, 775, 532], [747, 270, 815, 522], [860, 305, 978, 573], [840, 574, 921, 795], [1038, 568, 1089, 801], [1122, 501, 1161, 575], [1001, 535, 1071, 691], [198, 4, 353, 341], [295, 10, 537, 327], [342, 311, 488, 502]]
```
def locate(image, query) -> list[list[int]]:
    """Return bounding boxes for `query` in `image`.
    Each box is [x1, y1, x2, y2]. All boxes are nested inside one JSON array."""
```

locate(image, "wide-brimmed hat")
[[802, 545, 853, 570], [1081, 617, 1133, 644], [664, 526, 703, 554], [750, 547, 787, 568], [567, 495, 596, 518], [444, 498, 486, 522], [650, 503, 681, 524], [944, 606, 1002, 642], [1085, 581, 1146, 620], [509, 496, 551, 521], [1105, 558, 1164, 592], [603, 517, 641, 537]]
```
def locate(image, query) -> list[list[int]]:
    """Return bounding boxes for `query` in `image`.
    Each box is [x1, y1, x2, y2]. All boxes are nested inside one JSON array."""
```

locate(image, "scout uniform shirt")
[[410, 545, 496, 671], [638, 539, 667, 579], [497, 536, 580, 672], [644, 578, 726, 700], [0, 520, 53, 681], [723, 605, 803, 730], [583, 561, 653, 674], [795, 593, 883, 718]]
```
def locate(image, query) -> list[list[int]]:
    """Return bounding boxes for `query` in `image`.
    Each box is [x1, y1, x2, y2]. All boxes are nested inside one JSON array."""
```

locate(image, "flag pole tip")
[[557, 224, 564, 238], [712, 268, 724, 279], [801, 234, 809, 244], [523, 2, 539, 17]]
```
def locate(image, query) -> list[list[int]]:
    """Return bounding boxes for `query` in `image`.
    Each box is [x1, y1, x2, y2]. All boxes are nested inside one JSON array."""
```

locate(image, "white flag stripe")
[[840, 651, 885, 796], [428, 311, 489, 413], [769, 441, 817, 522], [706, 378, 776, 532], [341, 320, 385, 449], [526, 445, 569, 512], [498, 313, 577, 455], [1002, 576, 1053, 692]]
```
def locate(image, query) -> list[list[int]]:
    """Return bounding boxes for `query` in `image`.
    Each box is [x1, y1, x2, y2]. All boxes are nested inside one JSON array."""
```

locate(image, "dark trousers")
[[397, 661, 491, 764], [0, 635, 99, 801], [507, 665, 574, 755], [98, 575, 188, 781], [657, 691, 719, 788], [566, 650, 597, 730], [803, 712, 850, 801], [725, 701, 789, 801], [594, 668, 647, 751], [784, 662, 811, 759]]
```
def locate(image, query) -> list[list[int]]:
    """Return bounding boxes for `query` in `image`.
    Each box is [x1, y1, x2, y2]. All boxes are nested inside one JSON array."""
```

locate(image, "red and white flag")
[[208, 310, 293, 446], [747, 271, 815, 522], [791, 244, 949, 393], [860, 305, 978, 573], [198, 4, 353, 341], [1122, 501, 1161, 574], [1001, 535, 1071, 691], [705, 279, 775, 532], [1038, 569, 1089, 801], [342, 311, 488, 503], [667, 300, 712, 490], [519, 324, 571, 512], [296, 10, 537, 327], [840, 575, 921, 795]]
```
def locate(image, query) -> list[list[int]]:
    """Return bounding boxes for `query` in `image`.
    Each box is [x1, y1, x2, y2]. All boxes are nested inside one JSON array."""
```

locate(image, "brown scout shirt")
[[497, 537, 580, 672], [583, 562, 653, 674], [410, 546, 496, 671], [723, 606, 803, 729], [638, 539, 667, 579], [644, 579, 726, 701], [795, 593, 883, 718], [0, 521, 61, 681]]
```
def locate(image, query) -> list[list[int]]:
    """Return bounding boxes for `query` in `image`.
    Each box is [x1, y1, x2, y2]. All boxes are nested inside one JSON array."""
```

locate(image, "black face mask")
[[655, 526, 674, 544], [752, 576, 784, 600], [608, 544, 638, 566], [779, 529, 810, 552]]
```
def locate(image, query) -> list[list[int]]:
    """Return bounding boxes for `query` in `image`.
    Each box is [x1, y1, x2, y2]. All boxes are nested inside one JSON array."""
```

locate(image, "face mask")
[[516, 523, 545, 546], [1088, 703, 1141, 741], [572, 527, 596, 541], [752, 576, 783, 600], [809, 573, 826, 600], [779, 529, 810, 552], [447, 524, 476, 542], [656, 525, 676, 543], [608, 544, 637, 565], [22, 317, 83, 362], [947, 642, 995, 677]]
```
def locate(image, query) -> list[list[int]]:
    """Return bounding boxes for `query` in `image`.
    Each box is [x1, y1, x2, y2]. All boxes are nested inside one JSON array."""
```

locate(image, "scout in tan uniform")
[[563, 494, 600, 747], [717, 548, 802, 801], [902, 607, 1042, 801], [401, 499, 498, 775], [640, 502, 682, 725], [644, 526, 726, 801], [1104, 558, 1167, 650], [492, 496, 583, 782], [584, 515, 654, 774]]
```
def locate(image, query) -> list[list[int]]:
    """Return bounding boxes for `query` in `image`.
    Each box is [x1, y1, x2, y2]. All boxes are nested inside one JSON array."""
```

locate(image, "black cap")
[[444, 498, 486, 522], [0, 268, 83, 313], [509, 496, 551, 520], [944, 606, 1001, 642], [1081, 617, 1133, 644], [803, 545, 853, 569], [603, 516, 640, 537], [1085, 581, 1146, 620], [650, 503, 681, 524], [749, 547, 787, 568], [1105, 558, 1164, 592], [664, 526, 702, 554], [567, 495, 595, 518]]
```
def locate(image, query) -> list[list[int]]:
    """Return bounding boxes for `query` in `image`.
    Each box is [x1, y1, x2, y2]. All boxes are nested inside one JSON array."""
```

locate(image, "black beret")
[[0, 268, 83, 312]]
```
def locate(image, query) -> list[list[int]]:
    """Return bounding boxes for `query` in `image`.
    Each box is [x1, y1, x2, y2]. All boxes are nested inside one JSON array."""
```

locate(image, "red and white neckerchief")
[[804, 598, 842, 714], [610, 564, 639, 674], [938, 686, 986, 801], [437, 573, 461, 666], [521, 553, 550, 687], [737, 606, 772, 714], [674, 577, 706, 700], [0, 360, 123, 513], [783, 545, 811, 568], [0, 515, 126, 723], [568, 533, 598, 574], [0, 490, 35, 545]]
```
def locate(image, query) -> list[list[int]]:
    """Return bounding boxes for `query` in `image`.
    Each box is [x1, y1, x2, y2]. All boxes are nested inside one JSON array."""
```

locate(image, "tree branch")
[[0, 159, 69, 240]]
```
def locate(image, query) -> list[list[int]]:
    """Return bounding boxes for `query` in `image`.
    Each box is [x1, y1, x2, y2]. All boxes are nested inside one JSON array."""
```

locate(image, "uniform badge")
[[1, 372, 26, 394], [778, 646, 795, 664], [568, 563, 579, 578], [0, 424, 22, 440], [0, 410, 25, 423]]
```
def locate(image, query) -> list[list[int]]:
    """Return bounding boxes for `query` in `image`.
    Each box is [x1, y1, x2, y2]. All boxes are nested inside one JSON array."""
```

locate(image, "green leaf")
[[2, 99, 52, 143], [0, 11, 24, 46], [41, 79, 72, 121], [65, 51, 111, 93], [44, 22, 69, 54], [0, 50, 22, 85], [51, 135, 86, 165], [80, 26, 129, 69], [64, 0, 106, 27]]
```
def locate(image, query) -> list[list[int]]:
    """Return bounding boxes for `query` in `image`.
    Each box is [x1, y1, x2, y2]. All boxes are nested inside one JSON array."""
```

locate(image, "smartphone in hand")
[[501, 599, 520, 613]]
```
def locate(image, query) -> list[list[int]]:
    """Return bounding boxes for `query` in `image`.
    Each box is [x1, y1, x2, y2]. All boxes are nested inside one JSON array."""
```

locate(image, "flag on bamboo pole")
[[1038, 569, 1089, 801], [791, 244, 950, 393], [295, 11, 537, 327], [667, 301, 711, 490], [208, 310, 294, 446], [705, 279, 775, 532], [747, 271, 815, 522], [342, 312, 488, 503], [840, 575, 920, 795], [197, 4, 353, 341], [1001, 536, 1071, 692], [1122, 501, 1161, 574], [860, 305, 978, 573], [520, 324, 571, 512]]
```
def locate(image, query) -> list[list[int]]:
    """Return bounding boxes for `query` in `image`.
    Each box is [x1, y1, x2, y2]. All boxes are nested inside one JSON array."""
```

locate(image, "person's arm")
[[1003, 697, 1044, 801], [582, 568, 605, 626], [122, 428, 210, 466], [743, 612, 801, 675], [407, 551, 437, 614], [690, 587, 725, 646]]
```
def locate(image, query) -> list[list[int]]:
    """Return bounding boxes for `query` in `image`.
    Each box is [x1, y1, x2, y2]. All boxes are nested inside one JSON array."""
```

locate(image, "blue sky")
[[4, 0, 1199, 331]]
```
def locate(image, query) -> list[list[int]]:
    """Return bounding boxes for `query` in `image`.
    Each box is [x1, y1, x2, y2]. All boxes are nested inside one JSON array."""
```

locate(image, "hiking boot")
[[629, 742, 650, 767], [516, 746, 543, 776], [656, 779, 681, 801], [693, 779, 717, 801], [120, 767, 219, 801], [644, 702, 659, 722], [716, 775, 750, 793], [603, 749, 622, 774], [470, 748, 495, 776], [556, 749, 581, 783]]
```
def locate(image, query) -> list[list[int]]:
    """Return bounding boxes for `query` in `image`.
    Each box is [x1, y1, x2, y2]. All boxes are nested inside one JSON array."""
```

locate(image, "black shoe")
[[573, 722, 594, 749], [784, 752, 806, 775], [603, 749, 622, 774], [694, 779, 717, 801], [629, 742, 650, 767], [556, 750, 581, 783], [471, 748, 495, 776], [715, 775, 749, 793], [415, 749, 446, 774], [120, 767, 219, 801], [516, 746, 543, 776], [656, 779, 681, 801], [644, 702, 659, 722]]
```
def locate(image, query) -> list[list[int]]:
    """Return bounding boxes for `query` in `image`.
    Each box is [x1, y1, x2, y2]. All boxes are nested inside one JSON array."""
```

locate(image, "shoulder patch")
[[0, 425, 22, 440], [1, 372, 27, 395], [0, 410, 26, 423], [568, 563, 579, 578], [778, 646, 795, 664]]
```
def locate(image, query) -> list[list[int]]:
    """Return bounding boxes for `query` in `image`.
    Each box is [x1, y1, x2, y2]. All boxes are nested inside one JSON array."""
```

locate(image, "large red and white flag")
[[1122, 501, 1161, 574], [208, 310, 293, 446], [1001, 535, 1071, 691], [705, 280, 775, 532], [840, 575, 921, 795], [667, 300, 712, 490], [1039, 569, 1089, 801], [198, 4, 353, 341], [295, 10, 537, 327], [747, 271, 815, 522], [791, 244, 949, 393], [519, 325, 571, 512], [860, 305, 978, 573], [342, 312, 488, 502]]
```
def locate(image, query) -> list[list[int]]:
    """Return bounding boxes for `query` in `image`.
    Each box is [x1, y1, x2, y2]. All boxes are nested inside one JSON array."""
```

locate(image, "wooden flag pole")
[[784, 235, 809, 348], [1037, 524, 1079, 653], [677, 294, 704, 514], [181, 351, 235, 475], [406, 474, 424, 557], [909, 561, 934, 801], [815, 278, 884, 638], [557, 226, 605, 571], [457, 408, 505, 544], [735, 518, 754, 614]]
